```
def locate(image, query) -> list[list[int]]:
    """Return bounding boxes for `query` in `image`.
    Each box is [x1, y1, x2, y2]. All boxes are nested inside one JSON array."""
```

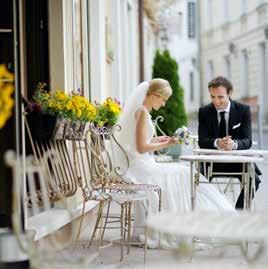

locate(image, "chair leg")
[[97, 201, 106, 250], [75, 199, 86, 243], [120, 203, 125, 261], [158, 189, 161, 248], [88, 201, 104, 248], [127, 202, 132, 255], [123, 202, 128, 247], [144, 200, 148, 264], [99, 201, 111, 244]]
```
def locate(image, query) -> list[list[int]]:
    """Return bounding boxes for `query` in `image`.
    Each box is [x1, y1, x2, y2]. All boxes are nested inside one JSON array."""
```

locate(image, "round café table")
[[179, 155, 264, 211], [193, 148, 268, 158], [146, 211, 268, 266]]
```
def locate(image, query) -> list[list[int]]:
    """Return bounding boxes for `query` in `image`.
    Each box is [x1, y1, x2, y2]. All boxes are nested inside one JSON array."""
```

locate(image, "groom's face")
[[209, 86, 231, 110]]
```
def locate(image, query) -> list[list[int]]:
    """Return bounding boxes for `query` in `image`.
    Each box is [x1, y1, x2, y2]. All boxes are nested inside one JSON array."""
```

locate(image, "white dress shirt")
[[214, 100, 238, 150]]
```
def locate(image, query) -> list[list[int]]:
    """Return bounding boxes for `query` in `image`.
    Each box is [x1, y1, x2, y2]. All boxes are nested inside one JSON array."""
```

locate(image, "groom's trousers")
[[200, 162, 261, 209]]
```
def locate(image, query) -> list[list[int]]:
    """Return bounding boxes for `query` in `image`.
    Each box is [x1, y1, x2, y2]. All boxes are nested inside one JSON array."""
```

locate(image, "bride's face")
[[152, 94, 169, 110]]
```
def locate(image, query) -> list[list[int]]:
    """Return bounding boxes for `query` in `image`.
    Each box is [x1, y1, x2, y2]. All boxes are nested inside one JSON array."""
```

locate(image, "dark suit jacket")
[[198, 100, 252, 150], [198, 100, 261, 175]]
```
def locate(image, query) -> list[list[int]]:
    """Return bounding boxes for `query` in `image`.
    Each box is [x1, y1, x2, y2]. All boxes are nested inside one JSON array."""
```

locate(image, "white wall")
[[100, 0, 141, 104], [143, 16, 157, 82], [89, 0, 106, 102]]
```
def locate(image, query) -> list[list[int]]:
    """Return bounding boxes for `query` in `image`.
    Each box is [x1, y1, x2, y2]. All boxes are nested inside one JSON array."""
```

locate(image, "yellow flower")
[[0, 65, 14, 88], [76, 109, 82, 118], [54, 90, 68, 101], [66, 101, 73, 111], [110, 103, 121, 115], [103, 98, 121, 115], [0, 65, 14, 129]]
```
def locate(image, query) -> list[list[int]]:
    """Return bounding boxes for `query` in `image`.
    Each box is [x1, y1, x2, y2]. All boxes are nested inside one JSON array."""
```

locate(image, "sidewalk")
[[54, 118, 268, 268], [60, 137, 268, 269]]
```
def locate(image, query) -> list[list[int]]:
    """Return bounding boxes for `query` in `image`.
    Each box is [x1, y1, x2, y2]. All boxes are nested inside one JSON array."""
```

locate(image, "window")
[[190, 71, 194, 101], [258, 43, 266, 103], [241, 49, 249, 96], [187, 1, 196, 38], [207, 0, 213, 29], [241, 0, 247, 14], [72, 0, 83, 94], [224, 55, 231, 80], [208, 60, 214, 81], [223, 0, 229, 23]]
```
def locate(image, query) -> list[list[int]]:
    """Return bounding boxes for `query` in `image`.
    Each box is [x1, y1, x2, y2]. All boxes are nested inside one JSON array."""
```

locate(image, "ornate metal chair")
[[73, 124, 162, 262], [24, 113, 78, 202], [153, 115, 173, 162], [5, 150, 95, 267]]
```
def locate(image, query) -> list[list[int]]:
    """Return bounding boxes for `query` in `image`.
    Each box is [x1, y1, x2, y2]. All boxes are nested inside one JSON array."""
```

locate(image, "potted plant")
[[151, 50, 188, 159], [92, 98, 121, 127], [29, 83, 97, 141]]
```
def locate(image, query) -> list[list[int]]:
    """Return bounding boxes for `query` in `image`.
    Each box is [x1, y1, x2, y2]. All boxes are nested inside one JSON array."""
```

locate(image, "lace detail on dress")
[[136, 106, 148, 113], [135, 106, 149, 119]]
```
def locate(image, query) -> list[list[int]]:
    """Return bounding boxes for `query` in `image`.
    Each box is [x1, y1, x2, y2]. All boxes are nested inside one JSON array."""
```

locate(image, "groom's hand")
[[218, 136, 235, 151]]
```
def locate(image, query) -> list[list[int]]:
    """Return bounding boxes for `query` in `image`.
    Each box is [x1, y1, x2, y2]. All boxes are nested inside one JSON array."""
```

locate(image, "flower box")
[[26, 112, 57, 143], [26, 112, 88, 142], [53, 118, 88, 140]]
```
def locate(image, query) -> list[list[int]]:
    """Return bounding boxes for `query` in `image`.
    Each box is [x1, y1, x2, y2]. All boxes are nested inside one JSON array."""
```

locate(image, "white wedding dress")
[[115, 82, 235, 249]]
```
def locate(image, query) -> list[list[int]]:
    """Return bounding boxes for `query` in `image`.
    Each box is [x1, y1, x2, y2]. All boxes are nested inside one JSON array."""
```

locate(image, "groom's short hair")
[[208, 76, 233, 94]]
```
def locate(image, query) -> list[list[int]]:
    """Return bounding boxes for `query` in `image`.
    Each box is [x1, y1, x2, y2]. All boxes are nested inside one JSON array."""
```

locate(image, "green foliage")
[[151, 50, 187, 136]]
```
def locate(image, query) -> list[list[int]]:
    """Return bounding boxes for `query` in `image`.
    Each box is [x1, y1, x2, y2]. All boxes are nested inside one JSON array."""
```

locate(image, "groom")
[[198, 76, 261, 209]]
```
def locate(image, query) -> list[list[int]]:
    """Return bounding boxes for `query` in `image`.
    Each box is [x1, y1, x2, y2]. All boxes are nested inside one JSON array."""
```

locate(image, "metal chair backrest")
[[24, 113, 77, 201], [72, 125, 131, 199], [5, 150, 90, 267]]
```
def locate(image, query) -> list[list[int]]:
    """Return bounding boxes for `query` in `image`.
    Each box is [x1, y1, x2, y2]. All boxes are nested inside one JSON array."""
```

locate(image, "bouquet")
[[173, 126, 191, 145]]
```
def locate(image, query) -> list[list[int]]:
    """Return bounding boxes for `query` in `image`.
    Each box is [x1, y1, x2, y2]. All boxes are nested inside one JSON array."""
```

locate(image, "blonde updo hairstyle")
[[147, 78, 172, 99]]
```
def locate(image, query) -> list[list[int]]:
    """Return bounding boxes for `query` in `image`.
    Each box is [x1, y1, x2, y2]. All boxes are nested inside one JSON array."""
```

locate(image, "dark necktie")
[[219, 111, 226, 138]]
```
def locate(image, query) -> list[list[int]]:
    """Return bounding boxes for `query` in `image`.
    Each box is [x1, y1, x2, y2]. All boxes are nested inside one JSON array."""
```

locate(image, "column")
[[89, 0, 106, 102], [111, 0, 123, 101], [49, 0, 66, 90]]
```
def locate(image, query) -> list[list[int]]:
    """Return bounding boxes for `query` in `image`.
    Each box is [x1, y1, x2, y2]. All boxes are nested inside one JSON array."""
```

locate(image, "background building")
[[199, 0, 268, 123], [157, 0, 200, 114]]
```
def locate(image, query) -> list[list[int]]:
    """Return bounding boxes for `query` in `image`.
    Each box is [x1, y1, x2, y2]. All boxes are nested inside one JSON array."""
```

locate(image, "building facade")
[[199, 0, 268, 121], [0, 0, 159, 235], [157, 0, 200, 113]]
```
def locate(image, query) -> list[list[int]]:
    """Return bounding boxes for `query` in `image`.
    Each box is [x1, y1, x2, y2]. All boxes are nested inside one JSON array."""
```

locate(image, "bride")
[[115, 78, 234, 249]]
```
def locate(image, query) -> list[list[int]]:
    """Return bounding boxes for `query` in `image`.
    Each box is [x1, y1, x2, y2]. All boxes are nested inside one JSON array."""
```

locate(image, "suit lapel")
[[228, 100, 235, 136]]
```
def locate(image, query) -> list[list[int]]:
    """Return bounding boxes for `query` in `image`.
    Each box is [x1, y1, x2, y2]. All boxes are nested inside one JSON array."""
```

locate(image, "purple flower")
[[31, 103, 42, 113]]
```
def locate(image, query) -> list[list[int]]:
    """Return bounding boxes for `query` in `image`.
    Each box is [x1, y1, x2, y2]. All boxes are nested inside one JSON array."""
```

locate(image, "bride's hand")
[[167, 136, 179, 145], [151, 136, 170, 143]]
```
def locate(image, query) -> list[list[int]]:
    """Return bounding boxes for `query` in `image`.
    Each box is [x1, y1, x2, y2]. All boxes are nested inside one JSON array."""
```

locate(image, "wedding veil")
[[114, 81, 149, 160]]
